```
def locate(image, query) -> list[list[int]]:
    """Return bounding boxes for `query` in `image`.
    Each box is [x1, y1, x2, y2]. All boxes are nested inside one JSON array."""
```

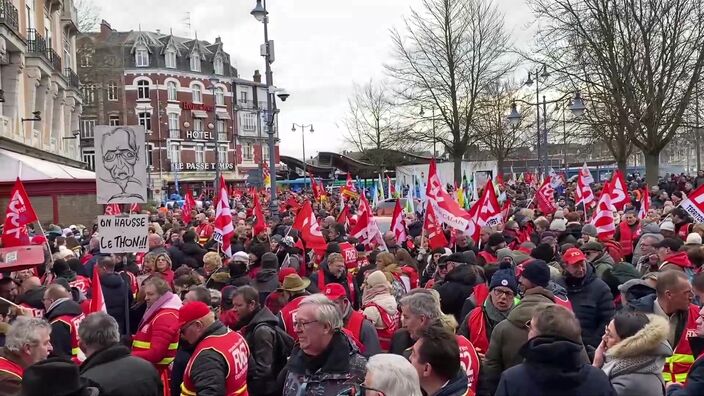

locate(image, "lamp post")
[[208, 77, 221, 191], [419, 106, 437, 157], [508, 91, 586, 177], [292, 123, 314, 190]]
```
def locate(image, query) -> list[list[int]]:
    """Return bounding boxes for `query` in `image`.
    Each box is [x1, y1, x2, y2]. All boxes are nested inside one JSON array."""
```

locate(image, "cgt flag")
[[536, 177, 558, 215], [292, 201, 328, 251], [680, 184, 704, 223], [390, 199, 407, 243], [213, 176, 234, 257], [2, 178, 38, 247], [425, 159, 472, 230]]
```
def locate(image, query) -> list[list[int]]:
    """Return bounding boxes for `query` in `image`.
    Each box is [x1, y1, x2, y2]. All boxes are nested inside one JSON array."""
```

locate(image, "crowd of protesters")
[[3, 170, 704, 395]]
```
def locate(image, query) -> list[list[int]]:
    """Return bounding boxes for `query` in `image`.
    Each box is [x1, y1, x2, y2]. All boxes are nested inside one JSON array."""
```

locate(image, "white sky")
[[93, 0, 534, 159]]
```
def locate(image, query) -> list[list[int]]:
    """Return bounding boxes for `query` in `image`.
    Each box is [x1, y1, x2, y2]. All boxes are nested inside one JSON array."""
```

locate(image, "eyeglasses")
[[336, 384, 386, 396], [493, 288, 515, 298], [180, 320, 199, 335], [292, 319, 319, 330]]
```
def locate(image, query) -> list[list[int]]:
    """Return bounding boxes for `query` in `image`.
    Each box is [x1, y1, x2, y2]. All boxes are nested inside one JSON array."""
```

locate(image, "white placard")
[[95, 125, 148, 204], [98, 215, 149, 253]]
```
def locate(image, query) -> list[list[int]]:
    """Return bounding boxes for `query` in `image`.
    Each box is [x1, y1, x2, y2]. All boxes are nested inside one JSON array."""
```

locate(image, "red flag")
[[425, 159, 472, 230], [575, 173, 595, 209], [536, 177, 558, 215], [496, 174, 505, 187], [477, 179, 503, 227], [89, 267, 107, 314], [129, 203, 141, 214], [104, 204, 121, 216], [501, 198, 512, 223], [253, 193, 267, 235], [183, 189, 196, 224], [679, 183, 704, 223], [2, 178, 38, 247], [351, 194, 385, 249], [292, 201, 327, 251], [638, 186, 650, 220], [213, 176, 234, 257], [346, 173, 356, 192], [591, 181, 616, 238], [610, 170, 628, 210], [390, 199, 407, 243], [423, 202, 448, 249], [336, 205, 351, 227], [580, 163, 594, 184]]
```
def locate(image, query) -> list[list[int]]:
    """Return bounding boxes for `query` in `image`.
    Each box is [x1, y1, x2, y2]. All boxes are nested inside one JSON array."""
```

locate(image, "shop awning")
[[0, 148, 95, 183], [191, 110, 208, 118], [216, 111, 232, 120]]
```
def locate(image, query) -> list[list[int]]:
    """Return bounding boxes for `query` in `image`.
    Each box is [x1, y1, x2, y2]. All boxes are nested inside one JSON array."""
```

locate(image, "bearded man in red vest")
[[614, 210, 641, 263], [323, 283, 380, 357]]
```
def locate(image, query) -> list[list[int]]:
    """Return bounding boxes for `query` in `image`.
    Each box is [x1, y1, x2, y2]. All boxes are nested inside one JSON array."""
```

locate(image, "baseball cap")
[[322, 283, 347, 300], [232, 251, 249, 263], [562, 248, 586, 265], [654, 238, 683, 251], [178, 301, 210, 327]]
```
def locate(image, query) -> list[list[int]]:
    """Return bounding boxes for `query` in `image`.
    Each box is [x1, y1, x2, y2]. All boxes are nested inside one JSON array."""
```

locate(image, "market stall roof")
[[0, 148, 95, 183]]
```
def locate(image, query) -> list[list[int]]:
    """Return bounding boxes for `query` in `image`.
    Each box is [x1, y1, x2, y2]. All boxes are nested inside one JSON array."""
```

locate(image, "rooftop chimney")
[[215, 36, 221, 44], [253, 70, 262, 83], [99, 20, 112, 37]]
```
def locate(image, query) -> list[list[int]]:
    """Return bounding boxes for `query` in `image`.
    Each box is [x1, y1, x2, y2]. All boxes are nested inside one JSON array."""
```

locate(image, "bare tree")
[[529, 0, 704, 184], [386, 0, 514, 184], [75, 0, 101, 32]]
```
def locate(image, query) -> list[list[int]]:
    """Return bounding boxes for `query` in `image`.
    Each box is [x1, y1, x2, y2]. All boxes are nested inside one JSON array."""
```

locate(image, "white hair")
[[300, 294, 343, 330], [400, 290, 442, 320], [367, 354, 423, 396], [6, 317, 51, 352]]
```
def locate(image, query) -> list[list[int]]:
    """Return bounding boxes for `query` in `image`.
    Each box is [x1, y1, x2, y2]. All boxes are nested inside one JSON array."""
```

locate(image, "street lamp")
[[208, 77, 221, 191], [292, 123, 314, 190]]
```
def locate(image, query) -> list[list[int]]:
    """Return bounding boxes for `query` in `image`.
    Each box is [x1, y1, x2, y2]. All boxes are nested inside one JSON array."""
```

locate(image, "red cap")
[[322, 283, 347, 301], [31, 235, 47, 245], [562, 248, 586, 266], [178, 301, 210, 326], [278, 267, 297, 284]]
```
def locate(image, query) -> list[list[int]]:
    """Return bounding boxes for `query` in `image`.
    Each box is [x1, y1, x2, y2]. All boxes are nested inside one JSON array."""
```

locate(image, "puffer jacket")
[[281, 331, 367, 396], [590, 251, 616, 279], [603, 314, 672, 396], [561, 264, 615, 348], [434, 264, 478, 322]]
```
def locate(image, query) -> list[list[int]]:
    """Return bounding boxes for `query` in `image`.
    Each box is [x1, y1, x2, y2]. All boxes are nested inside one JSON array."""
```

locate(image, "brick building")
[[77, 20, 279, 199]]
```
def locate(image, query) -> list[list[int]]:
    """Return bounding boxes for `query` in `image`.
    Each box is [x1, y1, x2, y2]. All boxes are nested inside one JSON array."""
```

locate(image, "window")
[[82, 150, 95, 170], [168, 113, 179, 132], [107, 82, 118, 101], [137, 80, 150, 100], [138, 112, 151, 131], [262, 146, 269, 162], [239, 91, 248, 104], [146, 144, 153, 167], [242, 113, 256, 131], [135, 46, 149, 67], [80, 50, 93, 67], [81, 84, 95, 104], [190, 52, 201, 72], [80, 118, 96, 138], [243, 143, 253, 160], [218, 145, 227, 163], [215, 88, 225, 106], [192, 85, 202, 103], [167, 81, 177, 101], [193, 118, 204, 133], [216, 120, 226, 141], [63, 38, 72, 70], [108, 115, 120, 126], [214, 57, 224, 75], [169, 143, 181, 162], [165, 50, 176, 69], [195, 144, 205, 163]]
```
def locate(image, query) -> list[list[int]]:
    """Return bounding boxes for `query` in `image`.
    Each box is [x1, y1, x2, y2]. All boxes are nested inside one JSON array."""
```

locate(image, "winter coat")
[[0, 348, 25, 396], [80, 344, 163, 396], [362, 293, 398, 330], [238, 307, 281, 395], [17, 286, 46, 312], [132, 293, 181, 365], [495, 335, 617, 396], [435, 370, 470, 396], [166, 244, 186, 269], [590, 251, 616, 279], [659, 251, 694, 272], [343, 308, 381, 357], [667, 337, 704, 396], [180, 242, 206, 268], [561, 264, 615, 348], [45, 298, 84, 359], [281, 331, 367, 396], [434, 264, 477, 323], [253, 268, 279, 304], [99, 272, 132, 336], [626, 294, 691, 355], [603, 314, 671, 396], [479, 287, 557, 396], [184, 321, 237, 395], [309, 262, 359, 307]]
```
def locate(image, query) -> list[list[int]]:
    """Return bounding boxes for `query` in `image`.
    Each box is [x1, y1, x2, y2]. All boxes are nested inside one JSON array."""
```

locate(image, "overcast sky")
[[93, 0, 534, 159]]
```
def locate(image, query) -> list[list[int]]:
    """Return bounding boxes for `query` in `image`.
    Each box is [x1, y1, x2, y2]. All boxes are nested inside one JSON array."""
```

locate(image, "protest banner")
[[98, 214, 149, 253]]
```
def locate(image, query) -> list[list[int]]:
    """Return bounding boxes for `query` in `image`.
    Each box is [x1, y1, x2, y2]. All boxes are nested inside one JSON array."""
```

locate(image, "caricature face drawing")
[[98, 126, 145, 203]]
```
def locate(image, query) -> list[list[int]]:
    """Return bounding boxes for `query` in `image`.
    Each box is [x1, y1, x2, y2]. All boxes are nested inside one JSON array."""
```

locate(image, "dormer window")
[[165, 49, 177, 69], [214, 57, 224, 75], [190, 51, 201, 72], [135, 45, 149, 67]]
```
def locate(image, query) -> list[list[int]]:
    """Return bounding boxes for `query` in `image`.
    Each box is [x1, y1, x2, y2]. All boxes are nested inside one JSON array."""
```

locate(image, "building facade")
[[78, 20, 279, 199], [0, 0, 83, 164]]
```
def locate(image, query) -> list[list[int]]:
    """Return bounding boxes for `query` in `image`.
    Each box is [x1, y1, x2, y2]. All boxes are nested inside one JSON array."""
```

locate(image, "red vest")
[[553, 295, 574, 311], [477, 251, 497, 265], [456, 335, 481, 394], [317, 270, 356, 303], [344, 310, 366, 353], [339, 242, 358, 270], [0, 356, 23, 381], [677, 223, 692, 241], [467, 306, 489, 354], [362, 302, 398, 352], [69, 276, 91, 295], [181, 329, 249, 396], [50, 313, 85, 363], [19, 303, 44, 318], [131, 308, 180, 368], [617, 221, 641, 257], [280, 296, 306, 341], [663, 304, 699, 383], [196, 223, 214, 245]]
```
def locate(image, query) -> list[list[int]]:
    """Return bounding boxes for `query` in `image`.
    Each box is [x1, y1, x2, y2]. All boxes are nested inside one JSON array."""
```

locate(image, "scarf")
[[362, 284, 391, 306], [484, 297, 511, 327], [140, 291, 176, 328]]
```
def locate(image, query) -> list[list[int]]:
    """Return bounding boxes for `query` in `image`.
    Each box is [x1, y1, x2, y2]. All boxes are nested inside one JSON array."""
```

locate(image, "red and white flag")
[[501, 198, 512, 223], [213, 176, 235, 257], [89, 267, 107, 314], [104, 204, 121, 216], [390, 199, 407, 243], [346, 173, 356, 192], [680, 183, 704, 223], [337, 204, 352, 229], [536, 177, 558, 215], [2, 178, 38, 247], [351, 194, 386, 250], [129, 203, 141, 214], [477, 179, 503, 227], [638, 186, 650, 220], [591, 181, 616, 238], [292, 200, 328, 251], [575, 173, 595, 208], [610, 170, 628, 211], [425, 159, 472, 230], [423, 202, 449, 249], [580, 163, 594, 184], [183, 189, 196, 224], [252, 192, 267, 235]]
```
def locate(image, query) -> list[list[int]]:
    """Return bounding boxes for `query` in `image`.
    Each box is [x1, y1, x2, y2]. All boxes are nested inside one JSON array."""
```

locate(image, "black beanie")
[[520, 259, 550, 288], [488, 233, 506, 247], [531, 243, 555, 262]]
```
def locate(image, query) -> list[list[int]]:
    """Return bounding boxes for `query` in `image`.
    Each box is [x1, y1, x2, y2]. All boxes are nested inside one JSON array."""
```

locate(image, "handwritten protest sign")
[[98, 214, 149, 253]]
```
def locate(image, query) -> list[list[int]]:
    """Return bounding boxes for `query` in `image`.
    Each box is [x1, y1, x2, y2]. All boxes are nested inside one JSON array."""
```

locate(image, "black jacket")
[[167, 244, 186, 269], [309, 262, 358, 307], [17, 286, 46, 311], [80, 344, 162, 396], [186, 321, 233, 396], [253, 269, 279, 304], [45, 299, 83, 358], [434, 264, 477, 322], [495, 336, 616, 396], [238, 307, 279, 395], [180, 242, 206, 268], [389, 328, 414, 357], [435, 370, 470, 396], [560, 265, 614, 348], [98, 272, 132, 336]]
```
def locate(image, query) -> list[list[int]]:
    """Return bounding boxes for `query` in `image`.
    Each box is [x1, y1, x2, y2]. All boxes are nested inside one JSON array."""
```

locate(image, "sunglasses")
[[336, 384, 386, 396]]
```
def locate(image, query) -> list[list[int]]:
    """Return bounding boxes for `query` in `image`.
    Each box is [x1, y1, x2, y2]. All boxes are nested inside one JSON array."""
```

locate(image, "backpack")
[[251, 322, 294, 374]]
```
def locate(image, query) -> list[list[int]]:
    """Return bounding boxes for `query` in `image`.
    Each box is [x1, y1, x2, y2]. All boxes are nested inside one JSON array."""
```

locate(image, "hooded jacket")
[[561, 264, 615, 348], [495, 336, 616, 396], [253, 268, 279, 303], [237, 307, 281, 395], [590, 251, 616, 279], [99, 272, 132, 336], [603, 315, 672, 396], [659, 251, 693, 272], [434, 264, 478, 323], [45, 298, 84, 358]]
